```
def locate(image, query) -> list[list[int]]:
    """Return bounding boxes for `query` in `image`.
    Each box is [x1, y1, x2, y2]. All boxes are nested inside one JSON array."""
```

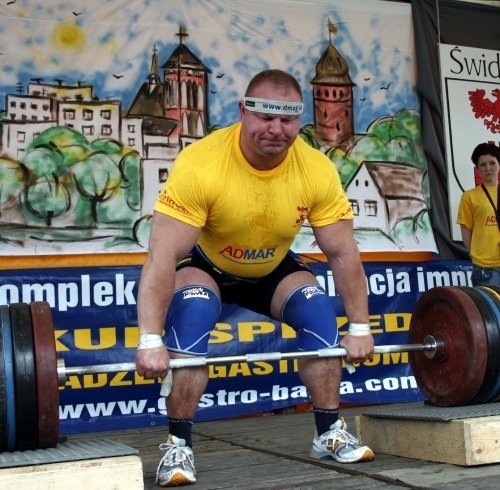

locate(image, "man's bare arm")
[[136, 212, 201, 378], [313, 219, 373, 362]]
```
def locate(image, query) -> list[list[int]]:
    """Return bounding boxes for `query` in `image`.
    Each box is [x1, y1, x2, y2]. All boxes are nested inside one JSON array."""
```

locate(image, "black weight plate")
[[463, 287, 500, 404], [30, 302, 59, 448], [0, 305, 7, 451], [1, 306, 10, 451], [10, 303, 38, 451], [474, 287, 500, 402], [1, 305, 16, 451]]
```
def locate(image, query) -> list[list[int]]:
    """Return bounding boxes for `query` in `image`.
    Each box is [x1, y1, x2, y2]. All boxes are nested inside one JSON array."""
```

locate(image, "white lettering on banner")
[[198, 384, 308, 408], [58, 376, 419, 421], [364, 376, 417, 392], [0, 273, 136, 311], [316, 267, 470, 298], [416, 267, 470, 291], [82, 274, 91, 307], [0, 267, 471, 310]]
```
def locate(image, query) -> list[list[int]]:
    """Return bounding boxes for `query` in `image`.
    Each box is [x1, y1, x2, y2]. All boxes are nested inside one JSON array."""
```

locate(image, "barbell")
[[1, 284, 499, 453], [62, 338, 437, 377]]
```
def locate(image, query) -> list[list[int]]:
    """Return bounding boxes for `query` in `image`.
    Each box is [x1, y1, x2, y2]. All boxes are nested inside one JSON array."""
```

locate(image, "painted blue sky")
[[0, 0, 417, 133]]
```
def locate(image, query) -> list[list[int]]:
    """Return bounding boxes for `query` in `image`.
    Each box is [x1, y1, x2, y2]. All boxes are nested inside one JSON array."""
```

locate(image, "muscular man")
[[136, 69, 375, 487], [457, 143, 500, 286]]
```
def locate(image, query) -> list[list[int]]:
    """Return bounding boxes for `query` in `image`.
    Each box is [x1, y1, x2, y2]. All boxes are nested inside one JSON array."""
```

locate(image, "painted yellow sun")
[[51, 22, 85, 51]]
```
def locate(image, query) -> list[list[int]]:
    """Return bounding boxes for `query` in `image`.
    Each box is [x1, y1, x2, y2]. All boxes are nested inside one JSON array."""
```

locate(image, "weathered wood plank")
[[356, 414, 500, 466], [0, 455, 143, 490]]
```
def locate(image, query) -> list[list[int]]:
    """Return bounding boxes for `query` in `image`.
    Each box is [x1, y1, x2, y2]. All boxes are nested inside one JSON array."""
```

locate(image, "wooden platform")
[[55, 402, 500, 489], [0, 455, 143, 490], [356, 412, 500, 466]]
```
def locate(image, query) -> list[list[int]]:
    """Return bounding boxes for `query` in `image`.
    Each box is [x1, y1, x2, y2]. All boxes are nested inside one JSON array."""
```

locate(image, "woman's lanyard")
[[481, 184, 500, 231]]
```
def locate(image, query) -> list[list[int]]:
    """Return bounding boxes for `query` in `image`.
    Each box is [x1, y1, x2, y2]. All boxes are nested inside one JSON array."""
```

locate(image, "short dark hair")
[[245, 69, 302, 99], [471, 143, 500, 166]]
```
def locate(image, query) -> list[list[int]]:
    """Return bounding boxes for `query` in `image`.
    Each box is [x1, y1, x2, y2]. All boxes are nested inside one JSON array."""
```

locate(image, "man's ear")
[[238, 99, 245, 118]]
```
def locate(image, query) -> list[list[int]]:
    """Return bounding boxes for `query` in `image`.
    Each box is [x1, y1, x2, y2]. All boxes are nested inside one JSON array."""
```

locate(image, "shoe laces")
[[324, 419, 360, 449], [156, 440, 194, 482]]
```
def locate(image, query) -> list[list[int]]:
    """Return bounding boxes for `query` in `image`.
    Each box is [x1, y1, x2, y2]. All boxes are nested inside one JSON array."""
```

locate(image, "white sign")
[[439, 43, 500, 240]]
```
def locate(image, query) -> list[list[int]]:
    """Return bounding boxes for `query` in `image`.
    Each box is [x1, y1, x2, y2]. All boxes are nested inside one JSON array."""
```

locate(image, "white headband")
[[242, 97, 304, 115]]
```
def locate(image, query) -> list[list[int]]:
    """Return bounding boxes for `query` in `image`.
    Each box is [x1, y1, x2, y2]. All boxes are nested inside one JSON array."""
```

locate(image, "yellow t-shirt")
[[457, 185, 500, 268], [155, 122, 352, 277]]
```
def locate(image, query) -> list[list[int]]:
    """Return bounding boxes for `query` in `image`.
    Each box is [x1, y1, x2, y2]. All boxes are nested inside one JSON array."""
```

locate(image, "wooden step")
[[0, 454, 143, 489], [356, 414, 500, 466]]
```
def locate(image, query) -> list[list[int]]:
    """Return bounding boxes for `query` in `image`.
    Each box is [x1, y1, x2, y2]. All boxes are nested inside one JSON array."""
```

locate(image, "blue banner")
[[0, 260, 472, 434]]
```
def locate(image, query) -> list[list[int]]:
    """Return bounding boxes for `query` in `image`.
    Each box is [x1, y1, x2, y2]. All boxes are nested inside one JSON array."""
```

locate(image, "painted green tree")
[[71, 151, 122, 227], [24, 178, 70, 227], [0, 125, 144, 249], [0, 156, 26, 232]]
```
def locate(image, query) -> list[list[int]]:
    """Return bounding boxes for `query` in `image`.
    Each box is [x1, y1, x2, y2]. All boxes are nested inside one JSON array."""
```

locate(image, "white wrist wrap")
[[348, 323, 370, 336], [137, 333, 165, 350]]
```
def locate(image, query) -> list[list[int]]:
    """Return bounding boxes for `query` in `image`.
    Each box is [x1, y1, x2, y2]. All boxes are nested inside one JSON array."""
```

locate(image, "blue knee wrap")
[[280, 284, 338, 351], [165, 285, 221, 356]]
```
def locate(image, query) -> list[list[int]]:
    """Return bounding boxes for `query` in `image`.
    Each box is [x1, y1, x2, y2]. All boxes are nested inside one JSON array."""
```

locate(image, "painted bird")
[[469, 88, 500, 133]]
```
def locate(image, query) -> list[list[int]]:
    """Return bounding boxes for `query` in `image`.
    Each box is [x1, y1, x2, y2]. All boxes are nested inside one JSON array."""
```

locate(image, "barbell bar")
[[60, 335, 439, 380]]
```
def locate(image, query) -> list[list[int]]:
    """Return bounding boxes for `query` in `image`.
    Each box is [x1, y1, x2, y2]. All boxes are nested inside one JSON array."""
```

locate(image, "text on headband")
[[243, 97, 304, 116]]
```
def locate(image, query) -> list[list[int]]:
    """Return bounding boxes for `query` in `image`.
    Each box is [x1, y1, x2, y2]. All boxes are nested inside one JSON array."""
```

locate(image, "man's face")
[[476, 153, 499, 185], [239, 82, 302, 161]]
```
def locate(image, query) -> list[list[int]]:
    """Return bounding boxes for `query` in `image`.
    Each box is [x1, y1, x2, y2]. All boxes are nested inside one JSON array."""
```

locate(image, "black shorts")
[[177, 246, 312, 317]]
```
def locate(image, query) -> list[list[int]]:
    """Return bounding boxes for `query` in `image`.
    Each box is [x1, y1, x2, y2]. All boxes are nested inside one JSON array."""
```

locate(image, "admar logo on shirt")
[[218, 245, 276, 261]]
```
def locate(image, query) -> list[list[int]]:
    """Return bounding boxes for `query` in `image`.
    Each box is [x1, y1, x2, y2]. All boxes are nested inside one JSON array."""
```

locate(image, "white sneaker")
[[310, 418, 375, 463], [156, 434, 197, 486]]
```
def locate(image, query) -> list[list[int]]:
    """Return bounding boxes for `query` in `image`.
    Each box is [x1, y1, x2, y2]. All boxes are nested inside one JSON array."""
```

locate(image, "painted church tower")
[[311, 20, 355, 147], [162, 26, 211, 140]]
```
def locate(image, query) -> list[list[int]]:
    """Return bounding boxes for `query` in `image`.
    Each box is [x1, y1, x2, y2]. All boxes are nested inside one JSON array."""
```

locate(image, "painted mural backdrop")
[[0, 0, 437, 255]]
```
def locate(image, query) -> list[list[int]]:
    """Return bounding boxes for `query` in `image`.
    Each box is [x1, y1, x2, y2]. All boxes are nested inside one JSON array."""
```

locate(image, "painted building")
[[346, 161, 427, 234], [128, 28, 211, 216], [163, 27, 210, 143], [58, 99, 121, 141], [1, 81, 118, 158], [311, 22, 355, 148]]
